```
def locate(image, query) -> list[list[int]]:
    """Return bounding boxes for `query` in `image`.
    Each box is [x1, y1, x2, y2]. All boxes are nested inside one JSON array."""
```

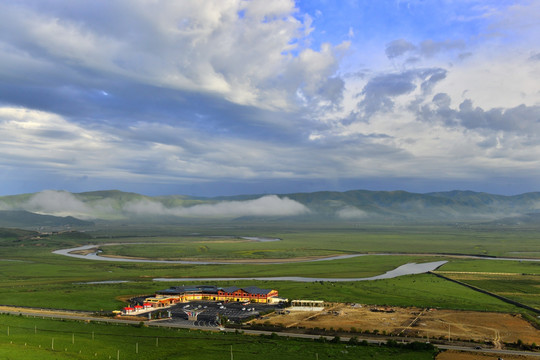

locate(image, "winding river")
[[52, 244, 366, 265], [152, 261, 449, 282], [52, 241, 450, 282], [52, 240, 539, 283]]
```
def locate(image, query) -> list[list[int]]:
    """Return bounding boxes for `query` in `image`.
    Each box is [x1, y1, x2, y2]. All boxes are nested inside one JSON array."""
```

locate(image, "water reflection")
[[152, 261, 449, 282]]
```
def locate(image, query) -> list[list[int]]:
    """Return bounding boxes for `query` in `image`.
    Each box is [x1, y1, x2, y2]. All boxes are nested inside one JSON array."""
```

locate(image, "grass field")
[[0, 314, 437, 360], [437, 260, 540, 309], [98, 239, 346, 260], [438, 259, 540, 274], [0, 259, 523, 313], [0, 223, 538, 314], [1, 222, 539, 357], [86, 224, 540, 259]]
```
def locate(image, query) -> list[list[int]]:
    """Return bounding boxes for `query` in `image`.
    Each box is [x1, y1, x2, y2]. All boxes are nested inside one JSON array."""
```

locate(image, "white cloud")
[[0, 1, 539, 196], [337, 206, 368, 219], [0, 0, 345, 111], [123, 195, 309, 217], [24, 190, 91, 218], [0, 107, 111, 167], [0, 106, 324, 185], [0, 107, 142, 180], [3, 191, 309, 219], [440, 52, 540, 110]]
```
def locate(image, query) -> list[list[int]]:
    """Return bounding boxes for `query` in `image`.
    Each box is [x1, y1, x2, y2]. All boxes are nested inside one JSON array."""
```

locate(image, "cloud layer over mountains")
[[0, 190, 309, 219], [124, 195, 309, 218], [0, 1, 539, 196], [2, 189, 540, 223]]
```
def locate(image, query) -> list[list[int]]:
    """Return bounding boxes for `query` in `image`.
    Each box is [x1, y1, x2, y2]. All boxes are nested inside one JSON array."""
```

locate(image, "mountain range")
[[0, 189, 539, 228]]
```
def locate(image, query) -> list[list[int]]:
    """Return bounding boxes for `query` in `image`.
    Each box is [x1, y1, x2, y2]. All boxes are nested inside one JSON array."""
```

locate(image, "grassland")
[[0, 223, 538, 314], [0, 271, 521, 313], [88, 223, 540, 259], [97, 237, 346, 260], [436, 260, 540, 309], [0, 222, 539, 358], [439, 260, 540, 274], [0, 314, 437, 360]]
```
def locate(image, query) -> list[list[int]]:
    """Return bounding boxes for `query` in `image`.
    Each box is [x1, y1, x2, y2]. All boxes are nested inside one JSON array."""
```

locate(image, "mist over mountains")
[[1, 189, 539, 228], [0, 210, 92, 229]]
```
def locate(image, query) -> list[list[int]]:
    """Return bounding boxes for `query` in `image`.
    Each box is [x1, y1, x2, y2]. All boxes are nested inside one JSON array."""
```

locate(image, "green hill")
[[0, 189, 539, 223], [0, 227, 38, 240], [0, 210, 93, 229], [282, 190, 540, 221]]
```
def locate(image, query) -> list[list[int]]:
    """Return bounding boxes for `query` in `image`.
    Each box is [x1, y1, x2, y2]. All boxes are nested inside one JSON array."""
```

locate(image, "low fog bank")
[[336, 206, 369, 219], [1, 189, 539, 224], [124, 195, 309, 217], [0, 190, 309, 220]]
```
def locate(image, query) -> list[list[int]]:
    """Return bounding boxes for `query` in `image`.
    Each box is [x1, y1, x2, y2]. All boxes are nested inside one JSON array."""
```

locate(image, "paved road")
[[439, 344, 540, 357], [2, 306, 539, 358]]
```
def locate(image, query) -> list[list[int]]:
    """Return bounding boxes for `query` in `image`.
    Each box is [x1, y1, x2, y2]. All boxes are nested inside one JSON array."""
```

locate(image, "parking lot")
[[140, 300, 280, 327]]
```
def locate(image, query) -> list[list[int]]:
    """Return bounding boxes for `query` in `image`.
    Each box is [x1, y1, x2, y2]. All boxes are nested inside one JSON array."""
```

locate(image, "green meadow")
[[0, 223, 538, 315], [87, 223, 540, 259], [97, 238, 346, 260], [0, 222, 539, 358], [0, 254, 453, 310], [439, 259, 540, 274], [0, 314, 437, 360], [437, 260, 540, 309]]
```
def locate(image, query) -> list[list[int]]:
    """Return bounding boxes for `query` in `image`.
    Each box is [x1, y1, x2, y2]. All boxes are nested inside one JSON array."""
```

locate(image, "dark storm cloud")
[[419, 39, 465, 57], [316, 76, 346, 105], [529, 52, 540, 61], [419, 94, 540, 137], [359, 68, 447, 115], [385, 38, 466, 60], [385, 39, 416, 59], [458, 52, 473, 60], [420, 68, 447, 94], [458, 101, 540, 133], [432, 93, 452, 108], [360, 73, 416, 114]]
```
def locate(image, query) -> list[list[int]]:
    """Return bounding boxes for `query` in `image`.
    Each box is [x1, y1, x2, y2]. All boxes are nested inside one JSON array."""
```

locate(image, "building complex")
[[143, 285, 283, 308]]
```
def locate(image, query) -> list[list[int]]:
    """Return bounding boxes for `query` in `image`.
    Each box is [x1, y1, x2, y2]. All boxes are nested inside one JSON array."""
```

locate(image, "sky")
[[0, 0, 539, 197]]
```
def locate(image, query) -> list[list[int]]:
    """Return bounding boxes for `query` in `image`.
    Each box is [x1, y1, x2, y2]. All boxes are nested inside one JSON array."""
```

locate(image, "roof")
[[157, 285, 219, 295], [243, 286, 273, 295], [221, 286, 240, 293], [155, 284, 276, 296], [221, 286, 273, 295]]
